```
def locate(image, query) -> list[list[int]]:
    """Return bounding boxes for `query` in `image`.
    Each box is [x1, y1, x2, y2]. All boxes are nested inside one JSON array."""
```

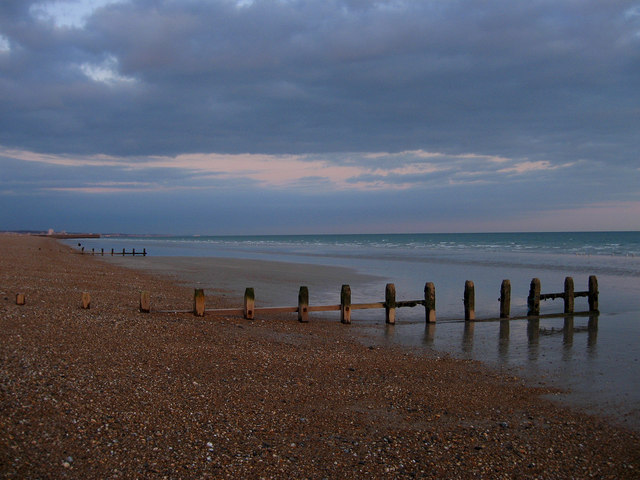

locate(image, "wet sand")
[[104, 252, 640, 432], [1, 235, 639, 478], [103, 255, 382, 308]]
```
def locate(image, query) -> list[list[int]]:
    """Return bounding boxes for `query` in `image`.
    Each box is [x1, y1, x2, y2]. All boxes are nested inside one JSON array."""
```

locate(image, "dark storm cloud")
[[0, 0, 638, 164], [1, 0, 639, 234]]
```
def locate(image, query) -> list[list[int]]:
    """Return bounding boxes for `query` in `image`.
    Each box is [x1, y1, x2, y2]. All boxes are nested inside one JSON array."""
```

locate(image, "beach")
[[1, 235, 639, 478]]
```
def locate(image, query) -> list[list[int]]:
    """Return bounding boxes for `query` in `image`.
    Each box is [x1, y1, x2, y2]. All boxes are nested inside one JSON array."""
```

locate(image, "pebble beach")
[[1, 234, 639, 478]]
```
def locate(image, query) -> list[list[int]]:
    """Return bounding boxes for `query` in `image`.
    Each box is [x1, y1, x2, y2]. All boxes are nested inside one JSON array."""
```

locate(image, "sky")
[[0, 0, 639, 235]]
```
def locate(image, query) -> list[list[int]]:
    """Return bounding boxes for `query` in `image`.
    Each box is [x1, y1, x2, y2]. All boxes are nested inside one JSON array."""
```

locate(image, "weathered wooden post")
[[340, 284, 351, 324], [101, 248, 104, 256], [385, 283, 396, 324], [464, 280, 475, 321], [15, 293, 25, 305], [139, 291, 150, 313], [424, 282, 436, 323], [499, 279, 511, 318], [244, 288, 255, 320], [193, 289, 205, 317], [143, 248, 147, 257], [527, 278, 541, 316], [298, 286, 309, 323], [132, 248, 136, 256], [81, 292, 91, 309], [564, 276, 574, 314], [122, 248, 125, 256], [111, 248, 114, 256], [588, 275, 599, 313]]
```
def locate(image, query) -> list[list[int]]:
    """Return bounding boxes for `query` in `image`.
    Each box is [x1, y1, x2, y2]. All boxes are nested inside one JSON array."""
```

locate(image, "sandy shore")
[[1, 235, 638, 478]]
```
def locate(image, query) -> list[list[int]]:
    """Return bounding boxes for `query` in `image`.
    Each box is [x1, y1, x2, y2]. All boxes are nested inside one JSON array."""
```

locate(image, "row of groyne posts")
[[129, 275, 597, 323], [80, 247, 146, 256]]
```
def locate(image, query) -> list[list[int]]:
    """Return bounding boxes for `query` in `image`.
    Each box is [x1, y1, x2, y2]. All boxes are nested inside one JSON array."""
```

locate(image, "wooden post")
[[527, 278, 541, 316], [15, 293, 25, 305], [111, 248, 114, 256], [244, 288, 255, 320], [132, 248, 136, 256], [91, 248, 95, 255], [122, 248, 125, 256], [385, 283, 396, 324], [424, 282, 436, 323], [340, 284, 351, 324], [564, 276, 574, 314], [464, 280, 475, 321], [588, 275, 599, 313], [298, 286, 309, 323], [499, 279, 511, 318], [101, 248, 104, 256], [81, 247, 84, 254], [193, 289, 205, 317], [81, 292, 91, 309], [143, 248, 147, 257], [139, 291, 150, 313]]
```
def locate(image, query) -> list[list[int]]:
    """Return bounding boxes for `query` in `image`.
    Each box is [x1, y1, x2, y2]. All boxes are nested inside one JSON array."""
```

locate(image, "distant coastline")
[[0, 230, 100, 239]]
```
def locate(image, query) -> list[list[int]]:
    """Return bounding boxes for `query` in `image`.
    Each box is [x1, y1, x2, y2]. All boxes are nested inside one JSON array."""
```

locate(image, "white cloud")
[[2, 146, 539, 193], [496, 160, 574, 175], [0, 35, 9, 53], [80, 54, 137, 85], [30, 0, 129, 29], [46, 181, 163, 193]]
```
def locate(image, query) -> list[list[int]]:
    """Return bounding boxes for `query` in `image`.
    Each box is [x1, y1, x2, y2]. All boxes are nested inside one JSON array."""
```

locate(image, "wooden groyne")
[[527, 275, 598, 316], [144, 275, 599, 323], [80, 247, 147, 257], [13, 275, 599, 324]]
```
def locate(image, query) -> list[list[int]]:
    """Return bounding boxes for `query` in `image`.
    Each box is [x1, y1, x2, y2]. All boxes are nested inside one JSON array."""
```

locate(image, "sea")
[[64, 231, 640, 429]]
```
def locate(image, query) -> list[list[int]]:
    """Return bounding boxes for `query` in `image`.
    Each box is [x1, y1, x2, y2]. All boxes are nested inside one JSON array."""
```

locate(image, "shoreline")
[[99, 251, 640, 432], [1, 235, 638, 477], [101, 255, 384, 309]]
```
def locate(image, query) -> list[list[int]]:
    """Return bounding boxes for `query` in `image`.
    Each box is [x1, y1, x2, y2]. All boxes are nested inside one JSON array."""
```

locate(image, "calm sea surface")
[[66, 232, 640, 428]]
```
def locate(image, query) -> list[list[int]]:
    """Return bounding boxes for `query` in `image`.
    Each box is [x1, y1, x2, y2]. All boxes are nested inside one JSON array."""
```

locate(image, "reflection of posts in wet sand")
[[384, 323, 395, 341], [527, 318, 540, 360], [424, 323, 436, 346], [587, 313, 599, 353], [462, 321, 475, 353], [562, 316, 574, 361], [498, 320, 509, 360], [563, 316, 574, 345]]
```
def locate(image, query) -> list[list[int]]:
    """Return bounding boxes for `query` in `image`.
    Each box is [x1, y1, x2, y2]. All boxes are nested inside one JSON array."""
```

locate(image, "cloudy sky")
[[1, 0, 639, 234]]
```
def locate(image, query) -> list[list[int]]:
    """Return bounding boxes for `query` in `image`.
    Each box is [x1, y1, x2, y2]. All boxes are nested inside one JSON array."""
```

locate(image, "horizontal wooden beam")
[[540, 292, 564, 300], [308, 304, 341, 312], [541, 290, 589, 301], [351, 302, 386, 310]]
